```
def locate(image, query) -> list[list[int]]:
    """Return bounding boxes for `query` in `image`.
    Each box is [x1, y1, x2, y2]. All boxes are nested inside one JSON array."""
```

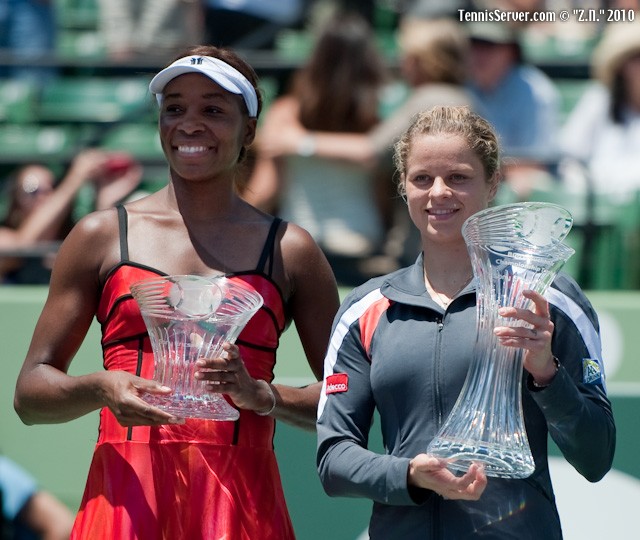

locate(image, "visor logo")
[[326, 373, 349, 394], [191, 57, 204, 65]]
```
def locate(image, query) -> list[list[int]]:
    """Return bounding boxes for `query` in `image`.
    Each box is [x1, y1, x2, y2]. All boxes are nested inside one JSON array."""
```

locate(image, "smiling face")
[[158, 73, 257, 183], [404, 133, 498, 246]]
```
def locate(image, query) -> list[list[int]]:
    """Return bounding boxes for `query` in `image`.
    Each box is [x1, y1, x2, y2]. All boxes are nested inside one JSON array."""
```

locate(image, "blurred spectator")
[[97, 0, 202, 61], [250, 16, 472, 272], [251, 15, 471, 181], [202, 0, 307, 50], [0, 0, 57, 85], [465, 20, 561, 199], [560, 17, 640, 202], [243, 10, 389, 284], [0, 149, 142, 284], [0, 454, 74, 540]]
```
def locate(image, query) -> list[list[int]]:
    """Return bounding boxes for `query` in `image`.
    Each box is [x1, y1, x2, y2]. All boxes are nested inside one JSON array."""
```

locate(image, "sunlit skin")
[[404, 133, 498, 252], [158, 73, 257, 184]]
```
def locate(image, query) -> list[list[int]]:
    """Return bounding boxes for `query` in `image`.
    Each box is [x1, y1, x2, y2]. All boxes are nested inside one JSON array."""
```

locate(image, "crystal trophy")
[[130, 274, 263, 421], [426, 203, 575, 478]]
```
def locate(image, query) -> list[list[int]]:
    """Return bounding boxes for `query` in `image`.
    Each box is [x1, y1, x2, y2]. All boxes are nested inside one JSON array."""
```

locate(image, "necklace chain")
[[424, 272, 473, 308]]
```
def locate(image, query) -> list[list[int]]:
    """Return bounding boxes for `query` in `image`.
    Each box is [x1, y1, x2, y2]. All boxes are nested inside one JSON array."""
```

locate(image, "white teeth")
[[430, 208, 455, 215], [177, 146, 207, 154]]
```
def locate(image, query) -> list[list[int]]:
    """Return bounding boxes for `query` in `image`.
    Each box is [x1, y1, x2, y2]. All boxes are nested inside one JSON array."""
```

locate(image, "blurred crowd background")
[[1, 0, 640, 290]]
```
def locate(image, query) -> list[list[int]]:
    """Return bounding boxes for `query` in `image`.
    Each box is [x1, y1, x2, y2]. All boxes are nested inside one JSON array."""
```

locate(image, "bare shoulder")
[[55, 206, 121, 280], [279, 220, 321, 261], [277, 220, 337, 296], [68, 206, 120, 247]]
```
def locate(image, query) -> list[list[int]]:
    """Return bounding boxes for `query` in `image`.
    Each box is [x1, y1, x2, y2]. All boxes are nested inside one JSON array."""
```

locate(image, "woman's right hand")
[[98, 370, 184, 427], [408, 454, 487, 500]]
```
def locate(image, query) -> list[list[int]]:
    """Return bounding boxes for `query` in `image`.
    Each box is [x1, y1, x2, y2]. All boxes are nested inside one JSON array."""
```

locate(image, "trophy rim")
[[129, 274, 264, 320], [462, 202, 574, 247]]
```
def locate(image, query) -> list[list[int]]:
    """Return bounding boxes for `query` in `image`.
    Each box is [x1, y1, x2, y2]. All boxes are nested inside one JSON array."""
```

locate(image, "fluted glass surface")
[[130, 275, 263, 420], [427, 203, 574, 478]]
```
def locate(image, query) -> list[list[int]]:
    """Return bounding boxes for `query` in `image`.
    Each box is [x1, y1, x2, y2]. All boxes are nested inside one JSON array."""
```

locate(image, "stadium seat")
[[0, 80, 38, 123], [55, 0, 99, 31], [57, 30, 106, 60], [0, 124, 80, 162], [529, 183, 640, 290], [37, 77, 154, 124], [99, 122, 164, 161]]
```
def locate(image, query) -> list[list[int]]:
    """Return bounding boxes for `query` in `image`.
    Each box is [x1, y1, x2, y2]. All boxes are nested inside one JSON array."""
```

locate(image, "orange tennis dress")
[[71, 208, 295, 539]]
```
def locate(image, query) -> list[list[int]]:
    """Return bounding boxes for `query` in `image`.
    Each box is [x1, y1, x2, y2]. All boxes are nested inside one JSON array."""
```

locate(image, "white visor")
[[149, 55, 258, 117]]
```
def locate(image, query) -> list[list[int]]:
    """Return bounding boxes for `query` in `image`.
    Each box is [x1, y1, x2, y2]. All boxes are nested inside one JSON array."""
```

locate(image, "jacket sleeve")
[[316, 289, 417, 506], [530, 275, 616, 482]]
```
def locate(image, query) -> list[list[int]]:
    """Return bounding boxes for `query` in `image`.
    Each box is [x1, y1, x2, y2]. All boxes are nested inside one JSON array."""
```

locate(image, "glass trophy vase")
[[130, 274, 263, 421], [427, 203, 575, 478]]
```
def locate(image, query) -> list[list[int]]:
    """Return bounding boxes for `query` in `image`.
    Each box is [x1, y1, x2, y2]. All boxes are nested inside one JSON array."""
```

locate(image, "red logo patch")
[[326, 373, 349, 394]]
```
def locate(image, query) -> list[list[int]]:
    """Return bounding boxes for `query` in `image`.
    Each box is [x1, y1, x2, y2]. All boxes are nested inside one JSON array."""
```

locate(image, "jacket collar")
[[380, 253, 476, 310]]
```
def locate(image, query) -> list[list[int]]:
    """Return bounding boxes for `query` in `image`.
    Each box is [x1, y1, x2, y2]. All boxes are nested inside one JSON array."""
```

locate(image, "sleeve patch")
[[326, 373, 349, 394], [583, 358, 603, 385]]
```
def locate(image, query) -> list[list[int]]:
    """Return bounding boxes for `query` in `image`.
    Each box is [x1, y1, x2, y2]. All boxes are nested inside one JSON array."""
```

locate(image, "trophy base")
[[427, 438, 535, 479], [142, 393, 240, 421]]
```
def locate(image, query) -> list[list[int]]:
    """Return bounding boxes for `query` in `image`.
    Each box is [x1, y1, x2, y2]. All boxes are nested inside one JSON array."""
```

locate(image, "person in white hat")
[[14, 45, 340, 540], [560, 18, 640, 202]]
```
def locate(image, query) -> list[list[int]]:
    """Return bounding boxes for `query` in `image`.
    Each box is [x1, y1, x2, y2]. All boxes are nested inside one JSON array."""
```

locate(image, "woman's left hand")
[[494, 290, 558, 386], [194, 343, 274, 413]]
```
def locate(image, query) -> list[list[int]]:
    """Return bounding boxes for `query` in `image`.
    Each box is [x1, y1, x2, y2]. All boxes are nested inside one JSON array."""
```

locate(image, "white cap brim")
[[149, 55, 258, 117]]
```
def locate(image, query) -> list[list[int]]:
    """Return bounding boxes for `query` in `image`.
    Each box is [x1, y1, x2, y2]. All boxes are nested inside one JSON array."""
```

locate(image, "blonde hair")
[[393, 105, 501, 197], [397, 17, 469, 85]]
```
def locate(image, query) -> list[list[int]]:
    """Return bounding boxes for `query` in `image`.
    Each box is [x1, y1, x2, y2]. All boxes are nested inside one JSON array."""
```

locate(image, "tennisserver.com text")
[[459, 8, 635, 23]]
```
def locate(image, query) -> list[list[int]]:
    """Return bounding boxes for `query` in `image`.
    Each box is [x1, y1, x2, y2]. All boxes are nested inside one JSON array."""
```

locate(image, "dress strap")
[[116, 204, 129, 262], [256, 218, 282, 277]]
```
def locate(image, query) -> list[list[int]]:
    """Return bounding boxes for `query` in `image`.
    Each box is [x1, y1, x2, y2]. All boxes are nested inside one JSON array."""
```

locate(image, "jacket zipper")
[[433, 316, 445, 539], [433, 316, 445, 427]]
